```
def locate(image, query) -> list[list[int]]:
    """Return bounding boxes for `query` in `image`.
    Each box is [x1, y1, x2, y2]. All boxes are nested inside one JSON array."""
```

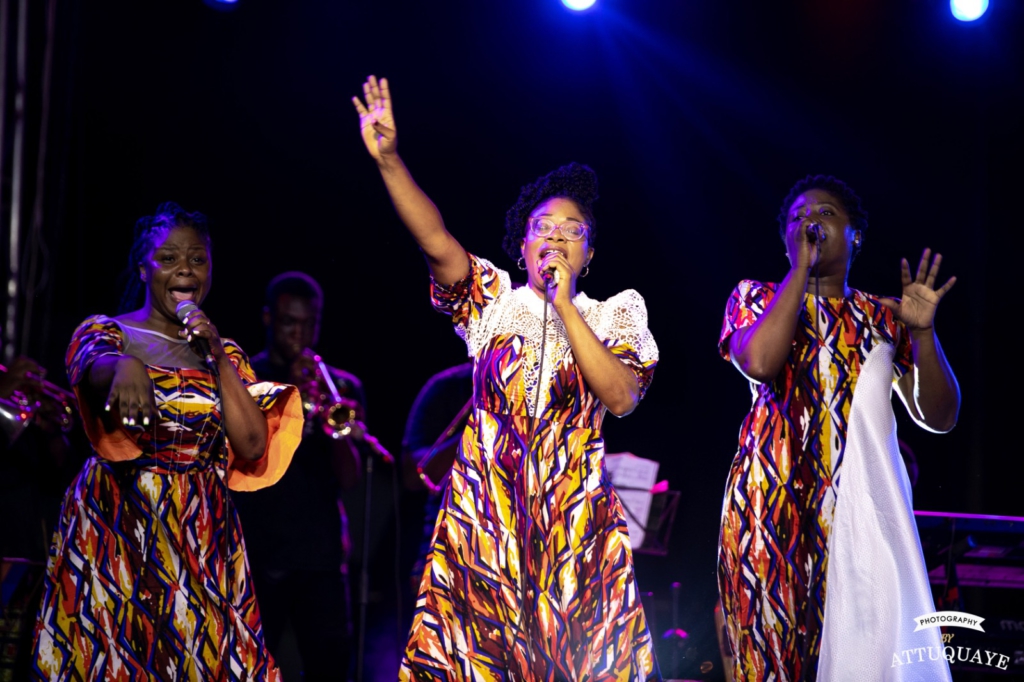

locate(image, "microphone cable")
[[795, 223, 844, 682], [776, 224, 824, 682], [515, 278, 553, 672]]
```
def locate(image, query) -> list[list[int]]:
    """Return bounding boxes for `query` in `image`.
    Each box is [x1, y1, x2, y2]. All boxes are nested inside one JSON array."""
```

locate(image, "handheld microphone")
[[175, 301, 220, 376], [806, 223, 826, 244], [542, 268, 560, 287]]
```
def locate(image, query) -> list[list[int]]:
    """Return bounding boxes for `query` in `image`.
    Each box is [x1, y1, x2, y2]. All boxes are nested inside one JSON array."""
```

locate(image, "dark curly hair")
[[502, 162, 599, 261], [118, 202, 210, 314], [777, 174, 868, 257]]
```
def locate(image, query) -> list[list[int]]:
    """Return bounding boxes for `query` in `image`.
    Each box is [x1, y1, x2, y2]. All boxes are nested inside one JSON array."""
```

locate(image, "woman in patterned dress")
[[717, 176, 961, 681], [32, 203, 303, 681], [353, 76, 661, 681]]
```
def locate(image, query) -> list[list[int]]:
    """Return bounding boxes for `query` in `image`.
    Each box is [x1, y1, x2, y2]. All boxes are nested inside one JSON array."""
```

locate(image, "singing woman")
[[353, 75, 661, 680], [32, 203, 303, 681], [717, 176, 960, 681]]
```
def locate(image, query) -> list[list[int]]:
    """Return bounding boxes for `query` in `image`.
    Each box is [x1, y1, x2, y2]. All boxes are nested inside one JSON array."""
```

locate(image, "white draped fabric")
[[818, 343, 952, 681]]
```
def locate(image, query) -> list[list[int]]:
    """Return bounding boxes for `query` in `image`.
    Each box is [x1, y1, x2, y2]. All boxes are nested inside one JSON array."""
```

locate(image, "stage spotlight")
[[950, 0, 989, 21], [204, 0, 239, 10], [562, 0, 597, 11]]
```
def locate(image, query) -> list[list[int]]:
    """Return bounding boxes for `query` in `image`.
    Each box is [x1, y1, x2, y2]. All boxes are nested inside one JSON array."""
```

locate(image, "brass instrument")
[[309, 352, 358, 439], [0, 393, 33, 442], [300, 350, 393, 461], [0, 364, 77, 441]]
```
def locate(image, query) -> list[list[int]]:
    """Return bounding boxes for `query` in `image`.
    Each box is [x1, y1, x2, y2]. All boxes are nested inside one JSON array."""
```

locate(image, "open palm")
[[352, 75, 397, 161], [880, 249, 956, 331]]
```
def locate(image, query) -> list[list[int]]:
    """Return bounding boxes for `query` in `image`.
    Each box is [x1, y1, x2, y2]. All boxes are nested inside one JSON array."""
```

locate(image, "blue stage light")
[[950, 0, 989, 21], [562, 0, 596, 11]]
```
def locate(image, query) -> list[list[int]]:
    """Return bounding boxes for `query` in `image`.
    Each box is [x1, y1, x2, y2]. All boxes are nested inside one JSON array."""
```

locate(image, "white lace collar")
[[509, 283, 595, 319]]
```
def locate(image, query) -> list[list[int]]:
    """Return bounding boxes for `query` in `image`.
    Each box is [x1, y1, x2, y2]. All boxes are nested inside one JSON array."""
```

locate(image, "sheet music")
[[605, 452, 659, 548]]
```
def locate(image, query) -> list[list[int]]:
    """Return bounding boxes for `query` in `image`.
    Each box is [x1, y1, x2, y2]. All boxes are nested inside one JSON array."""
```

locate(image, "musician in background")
[[0, 356, 81, 562], [399, 362, 473, 595], [233, 272, 364, 681]]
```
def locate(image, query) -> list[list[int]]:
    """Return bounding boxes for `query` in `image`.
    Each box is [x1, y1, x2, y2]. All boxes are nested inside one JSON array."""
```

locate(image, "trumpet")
[[299, 350, 393, 461], [299, 350, 360, 439], [0, 363, 77, 441]]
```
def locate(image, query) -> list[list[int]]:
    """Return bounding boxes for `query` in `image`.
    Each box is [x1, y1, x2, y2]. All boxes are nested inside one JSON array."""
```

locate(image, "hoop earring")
[[580, 265, 590, 278], [517, 257, 527, 271]]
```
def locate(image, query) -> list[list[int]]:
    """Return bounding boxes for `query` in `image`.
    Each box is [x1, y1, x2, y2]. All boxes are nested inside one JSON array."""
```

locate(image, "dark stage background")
[[6, 0, 1023, 679]]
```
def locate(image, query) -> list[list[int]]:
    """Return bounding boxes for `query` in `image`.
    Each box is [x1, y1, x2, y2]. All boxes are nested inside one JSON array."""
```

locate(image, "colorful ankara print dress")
[[717, 281, 914, 682], [32, 316, 303, 681], [400, 256, 661, 682]]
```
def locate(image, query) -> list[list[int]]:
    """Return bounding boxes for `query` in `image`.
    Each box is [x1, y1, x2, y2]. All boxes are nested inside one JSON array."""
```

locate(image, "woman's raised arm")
[[353, 75, 469, 285]]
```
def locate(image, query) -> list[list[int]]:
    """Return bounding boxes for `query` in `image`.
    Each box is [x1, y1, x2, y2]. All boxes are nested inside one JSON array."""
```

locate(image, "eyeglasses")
[[526, 217, 590, 242]]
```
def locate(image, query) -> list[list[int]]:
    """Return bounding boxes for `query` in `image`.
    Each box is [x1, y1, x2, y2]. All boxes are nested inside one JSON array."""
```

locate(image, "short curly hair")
[[502, 162, 599, 261], [265, 271, 323, 309], [118, 202, 210, 314], [777, 174, 868, 254]]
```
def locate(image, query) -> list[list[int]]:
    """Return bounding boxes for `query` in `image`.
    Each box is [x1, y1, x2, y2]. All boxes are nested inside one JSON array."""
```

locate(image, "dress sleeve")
[[430, 254, 509, 347], [593, 290, 660, 401], [64, 316, 143, 463], [221, 340, 304, 492], [718, 280, 775, 362], [65, 315, 123, 387]]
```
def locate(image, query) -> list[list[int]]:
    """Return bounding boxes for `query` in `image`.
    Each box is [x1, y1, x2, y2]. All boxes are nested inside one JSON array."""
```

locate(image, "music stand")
[[633, 490, 681, 556], [614, 486, 680, 556]]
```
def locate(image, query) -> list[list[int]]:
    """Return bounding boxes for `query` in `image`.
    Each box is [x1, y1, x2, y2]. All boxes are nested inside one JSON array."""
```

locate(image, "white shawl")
[[818, 343, 952, 681]]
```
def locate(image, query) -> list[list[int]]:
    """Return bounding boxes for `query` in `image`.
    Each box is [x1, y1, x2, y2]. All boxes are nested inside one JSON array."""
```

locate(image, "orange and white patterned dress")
[[32, 316, 303, 681], [717, 281, 913, 682], [400, 255, 661, 682]]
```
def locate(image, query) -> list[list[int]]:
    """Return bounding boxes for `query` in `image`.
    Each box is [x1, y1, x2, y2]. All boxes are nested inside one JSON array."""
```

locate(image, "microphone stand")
[[353, 429, 393, 682]]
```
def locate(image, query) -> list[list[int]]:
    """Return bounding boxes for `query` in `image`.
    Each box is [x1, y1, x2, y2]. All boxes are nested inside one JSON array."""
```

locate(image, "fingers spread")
[[900, 258, 912, 287], [363, 81, 374, 109], [369, 76, 382, 106], [935, 275, 957, 298], [914, 248, 931, 283], [925, 253, 943, 289], [352, 96, 369, 115]]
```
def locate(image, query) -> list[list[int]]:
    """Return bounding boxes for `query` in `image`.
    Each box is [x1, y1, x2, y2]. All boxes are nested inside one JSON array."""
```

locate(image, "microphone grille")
[[175, 300, 199, 321]]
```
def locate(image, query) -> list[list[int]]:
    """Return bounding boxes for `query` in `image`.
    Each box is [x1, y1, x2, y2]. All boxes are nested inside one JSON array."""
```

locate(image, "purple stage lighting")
[[950, 0, 989, 21], [204, 0, 239, 10]]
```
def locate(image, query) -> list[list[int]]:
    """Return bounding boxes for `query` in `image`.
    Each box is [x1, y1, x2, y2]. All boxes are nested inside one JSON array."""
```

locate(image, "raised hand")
[[879, 248, 956, 332], [352, 75, 397, 162]]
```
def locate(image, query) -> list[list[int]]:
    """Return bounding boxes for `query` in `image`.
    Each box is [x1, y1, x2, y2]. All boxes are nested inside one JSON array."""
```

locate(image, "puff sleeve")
[[221, 340, 304, 492], [592, 290, 659, 402], [430, 254, 509, 348], [64, 315, 139, 462], [718, 280, 777, 362]]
